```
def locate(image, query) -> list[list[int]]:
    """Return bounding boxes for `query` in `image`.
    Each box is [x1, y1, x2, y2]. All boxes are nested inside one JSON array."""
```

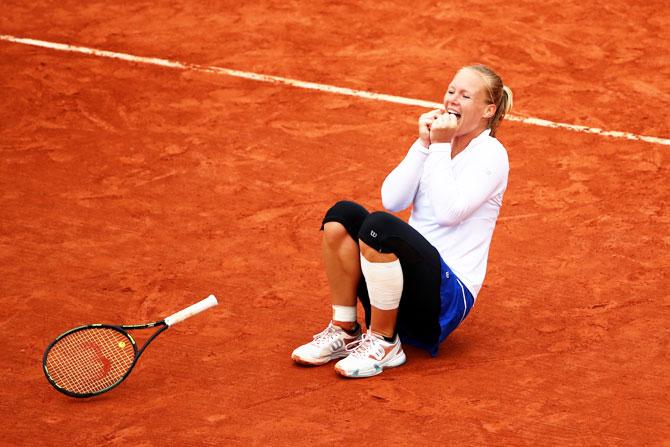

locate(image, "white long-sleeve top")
[[381, 129, 509, 298]]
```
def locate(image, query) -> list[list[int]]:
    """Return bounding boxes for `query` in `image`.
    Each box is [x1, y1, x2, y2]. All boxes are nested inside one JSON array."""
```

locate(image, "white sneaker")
[[292, 322, 362, 366], [334, 330, 406, 378]]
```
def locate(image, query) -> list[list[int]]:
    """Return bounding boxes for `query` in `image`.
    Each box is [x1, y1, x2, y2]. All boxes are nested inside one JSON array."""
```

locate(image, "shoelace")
[[344, 331, 382, 358], [311, 323, 340, 347]]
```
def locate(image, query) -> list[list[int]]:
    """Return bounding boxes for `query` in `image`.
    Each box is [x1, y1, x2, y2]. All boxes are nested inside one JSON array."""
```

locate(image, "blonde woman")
[[292, 65, 513, 378]]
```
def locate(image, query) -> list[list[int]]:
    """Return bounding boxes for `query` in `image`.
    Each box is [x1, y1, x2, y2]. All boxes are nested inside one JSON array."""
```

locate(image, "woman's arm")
[[381, 140, 429, 212], [427, 143, 507, 226]]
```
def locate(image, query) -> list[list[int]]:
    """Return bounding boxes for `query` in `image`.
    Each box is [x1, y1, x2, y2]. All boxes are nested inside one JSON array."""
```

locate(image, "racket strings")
[[45, 328, 135, 395]]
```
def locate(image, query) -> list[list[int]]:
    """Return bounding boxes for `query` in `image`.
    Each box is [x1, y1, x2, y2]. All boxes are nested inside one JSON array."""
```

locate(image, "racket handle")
[[164, 294, 218, 326]]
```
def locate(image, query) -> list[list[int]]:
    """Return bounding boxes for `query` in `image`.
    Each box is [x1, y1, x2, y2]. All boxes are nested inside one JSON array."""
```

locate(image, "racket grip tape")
[[164, 294, 218, 326]]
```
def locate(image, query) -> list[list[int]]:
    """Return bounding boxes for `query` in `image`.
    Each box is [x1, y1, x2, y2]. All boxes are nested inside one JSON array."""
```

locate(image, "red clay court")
[[1, 1, 668, 445]]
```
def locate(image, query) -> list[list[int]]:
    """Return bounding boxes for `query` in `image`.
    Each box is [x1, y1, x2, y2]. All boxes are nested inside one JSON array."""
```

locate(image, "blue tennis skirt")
[[400, 257, 475, 356]]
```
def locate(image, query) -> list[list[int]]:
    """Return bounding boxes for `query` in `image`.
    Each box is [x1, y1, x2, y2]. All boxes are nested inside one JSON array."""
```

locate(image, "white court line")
[[2, 34, 669, 147]]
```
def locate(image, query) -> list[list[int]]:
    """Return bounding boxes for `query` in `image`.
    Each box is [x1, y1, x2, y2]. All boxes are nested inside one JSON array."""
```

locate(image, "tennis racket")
[[42, 294, 218, 398]]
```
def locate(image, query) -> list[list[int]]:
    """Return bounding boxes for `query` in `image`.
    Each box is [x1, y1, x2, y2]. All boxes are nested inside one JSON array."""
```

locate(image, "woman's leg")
[[334, 211, 440, 378], [357, 211, 442, 345], [291, 201, 368, 366], [358, 241, 399, 338], [322, 222, 360, 331], [320, 200, 369, 330]]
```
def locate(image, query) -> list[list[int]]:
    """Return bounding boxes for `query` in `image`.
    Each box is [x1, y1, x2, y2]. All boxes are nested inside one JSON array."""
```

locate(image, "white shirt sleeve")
[[381, 139, 430, 212], [427, 142, 507, 226]]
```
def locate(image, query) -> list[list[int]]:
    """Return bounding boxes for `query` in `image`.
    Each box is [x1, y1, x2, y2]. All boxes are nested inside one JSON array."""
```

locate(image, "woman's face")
[[443, 68, 496, 136]]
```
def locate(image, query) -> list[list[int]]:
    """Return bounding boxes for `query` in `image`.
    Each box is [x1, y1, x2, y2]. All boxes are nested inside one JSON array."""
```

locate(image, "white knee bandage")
[[360, 255, 403, 310]]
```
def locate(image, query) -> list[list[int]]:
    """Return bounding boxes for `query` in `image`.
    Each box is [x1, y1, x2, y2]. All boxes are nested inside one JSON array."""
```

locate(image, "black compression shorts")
[[322, 200, 442, 347]]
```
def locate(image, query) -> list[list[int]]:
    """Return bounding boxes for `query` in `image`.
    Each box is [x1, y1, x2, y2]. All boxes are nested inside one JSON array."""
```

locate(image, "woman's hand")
[[418, 109, 444, 148], [429, 112, 459, 144]]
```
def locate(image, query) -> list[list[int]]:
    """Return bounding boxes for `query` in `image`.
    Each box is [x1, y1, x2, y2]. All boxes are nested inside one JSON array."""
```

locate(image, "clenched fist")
[[418, 108, 444, 148], [429, 112, 459, 144]]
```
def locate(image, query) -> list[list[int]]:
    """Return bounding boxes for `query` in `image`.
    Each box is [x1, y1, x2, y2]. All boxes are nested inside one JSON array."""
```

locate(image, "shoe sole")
[[334, 350, 407, 378], [291, 352, 347, 366]]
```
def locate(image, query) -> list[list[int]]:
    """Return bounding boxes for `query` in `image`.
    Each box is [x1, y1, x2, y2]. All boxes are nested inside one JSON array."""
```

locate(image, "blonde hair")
[[463, 64, 513, 137]]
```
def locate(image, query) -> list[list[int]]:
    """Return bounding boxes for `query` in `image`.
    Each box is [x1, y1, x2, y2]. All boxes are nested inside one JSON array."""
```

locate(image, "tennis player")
[[292, 64, 513, 378]]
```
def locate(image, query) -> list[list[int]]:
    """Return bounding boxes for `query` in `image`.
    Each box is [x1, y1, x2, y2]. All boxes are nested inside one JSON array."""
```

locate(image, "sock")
[[344, 322, 360, 335], [371, 329, 396, 343]]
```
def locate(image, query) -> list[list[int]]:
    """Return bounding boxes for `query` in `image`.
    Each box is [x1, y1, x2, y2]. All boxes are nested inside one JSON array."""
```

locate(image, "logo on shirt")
[[370, 230, 377, 238]]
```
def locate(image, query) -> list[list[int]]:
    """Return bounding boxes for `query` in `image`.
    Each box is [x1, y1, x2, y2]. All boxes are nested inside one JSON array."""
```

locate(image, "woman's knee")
[[360, 211, 433, 264], [322, 200, 368, 241], [322, 221, 351, 248], [358, 211, 398, 248]]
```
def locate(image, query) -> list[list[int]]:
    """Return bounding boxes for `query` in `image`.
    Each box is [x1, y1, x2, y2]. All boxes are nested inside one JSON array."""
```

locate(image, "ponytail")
[[490, 85, 513, 137]]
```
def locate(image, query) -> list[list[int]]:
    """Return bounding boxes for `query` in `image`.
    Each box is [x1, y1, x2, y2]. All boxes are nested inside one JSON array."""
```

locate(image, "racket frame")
[[42, 295, 217, 398], [42, 321, 168, 398]]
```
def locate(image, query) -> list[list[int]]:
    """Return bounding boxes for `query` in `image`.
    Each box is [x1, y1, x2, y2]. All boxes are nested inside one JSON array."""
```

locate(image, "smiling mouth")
[[447, 111, 461, 119]]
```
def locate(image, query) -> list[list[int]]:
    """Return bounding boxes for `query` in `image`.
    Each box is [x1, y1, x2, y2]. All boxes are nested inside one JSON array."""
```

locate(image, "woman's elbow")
[[380, 185, 409, 212], [381, 196, 407, 212]]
